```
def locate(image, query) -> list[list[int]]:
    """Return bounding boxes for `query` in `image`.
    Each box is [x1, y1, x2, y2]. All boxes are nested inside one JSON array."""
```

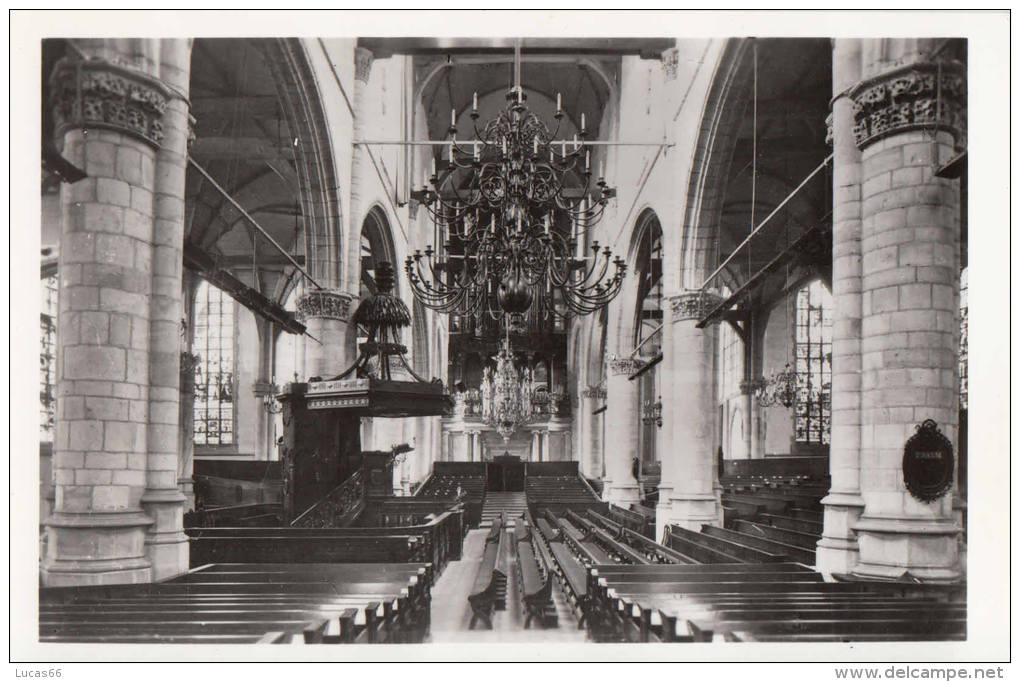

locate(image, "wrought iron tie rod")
[[188, 156, 325, 291], [700, 153, 834, 291], [353, 140, 673, 147]]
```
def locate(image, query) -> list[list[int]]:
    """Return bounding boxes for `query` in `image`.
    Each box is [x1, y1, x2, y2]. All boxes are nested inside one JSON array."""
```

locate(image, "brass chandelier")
[[479, 339, 535, 442], [406, 45, 626, 327]]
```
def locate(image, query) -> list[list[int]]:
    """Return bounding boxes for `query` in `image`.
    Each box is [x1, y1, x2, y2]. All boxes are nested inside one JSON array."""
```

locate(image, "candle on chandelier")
[[431, 158, 436, 177], [600, 160, 606, 178], [517, 88, 523, 104], [517, 214, 522, 232], [502, 138, 507, 156], [473, 142, 479, 161], [490, 214, 496, 232], [533, 137, 538, 155], [472, 91, 478, 111], [451, 108, 456, 127], [580, 113, 586, 132], [561, 141, 566, 156], [544, 215, 550, 234], [585, 150, 590, 171], [448, 144, 454, 163], [556, 92, 562, 112], [573, 134, 579, 151]]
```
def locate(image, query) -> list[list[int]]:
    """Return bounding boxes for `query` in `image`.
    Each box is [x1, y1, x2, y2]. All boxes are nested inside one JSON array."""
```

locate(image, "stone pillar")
[[140, 39, 193, 581], [296, 289, 356, 379], [602, 355, 641, 506], [541, 431, 551, 462], [43, 44, 176, 585], [850, 47, 965, 581], [656, 292, 723, 539], [817, 39, 868, 575], [345, 47, 374, 295]]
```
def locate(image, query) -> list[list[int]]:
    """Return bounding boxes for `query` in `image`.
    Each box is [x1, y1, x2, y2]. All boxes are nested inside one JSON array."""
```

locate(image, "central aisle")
[[428, 528, 589, 643]]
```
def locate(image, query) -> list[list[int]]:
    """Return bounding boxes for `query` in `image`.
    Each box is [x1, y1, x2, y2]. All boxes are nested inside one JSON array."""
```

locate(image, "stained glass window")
[[193, 281, 234, 445], [794, 280, 832, 444], [959, 268, 967, 410], [40, 274, 58, 442]]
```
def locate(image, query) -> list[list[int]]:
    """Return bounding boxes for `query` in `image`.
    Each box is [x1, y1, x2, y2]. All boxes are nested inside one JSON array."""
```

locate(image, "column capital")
[[660, 48, 679, 81], [295, 289, 356, 323], [849, 61, 966, 150], [667, 290, 724, 323], [354, 47, 374, 84], [50, 57, 171, 149], [606, 353, 641, 377], [581, 383, 607, 401]]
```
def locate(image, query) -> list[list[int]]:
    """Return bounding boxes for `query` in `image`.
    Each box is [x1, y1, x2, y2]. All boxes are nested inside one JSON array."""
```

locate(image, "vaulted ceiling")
[[185, 38, 305, 305]]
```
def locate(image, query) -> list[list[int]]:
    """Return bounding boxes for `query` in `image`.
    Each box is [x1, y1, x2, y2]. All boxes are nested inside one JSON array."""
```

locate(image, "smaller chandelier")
[[755, 364, 797, 408], [642, 397, 663, 428], [479, 340, 535, 442]]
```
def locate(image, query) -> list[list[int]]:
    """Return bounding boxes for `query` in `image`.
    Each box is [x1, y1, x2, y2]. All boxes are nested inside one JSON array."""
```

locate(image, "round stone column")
[[850, 51, 965, 581], [344, 46, 374, 295], [656, 291, 722, 539], [43, 47, 173, 585], [141, 39, 192, 582], [817, 38, 868, 575], [602, 355, 641, 507]]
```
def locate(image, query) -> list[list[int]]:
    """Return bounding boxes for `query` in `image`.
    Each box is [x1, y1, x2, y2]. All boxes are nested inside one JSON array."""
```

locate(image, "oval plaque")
[[902, 419, 955, 503]]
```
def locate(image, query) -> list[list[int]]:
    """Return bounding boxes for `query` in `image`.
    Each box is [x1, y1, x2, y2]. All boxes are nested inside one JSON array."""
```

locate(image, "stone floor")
[[428, 528, 588, 644]]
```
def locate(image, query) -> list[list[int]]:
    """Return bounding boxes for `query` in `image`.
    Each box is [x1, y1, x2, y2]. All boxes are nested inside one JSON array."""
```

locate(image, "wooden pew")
[[515, 522, 555, 628], [588, 562, 965, 643], [701, 524, 814, 565], [186, 509, 463, 574], [40, 562, 432, 644], [550, 513, 615, 566], [757, 513, 823, 536], [533, 517, 587, 627], [733, 519, 819, 551], [467, 515, 508, 629]]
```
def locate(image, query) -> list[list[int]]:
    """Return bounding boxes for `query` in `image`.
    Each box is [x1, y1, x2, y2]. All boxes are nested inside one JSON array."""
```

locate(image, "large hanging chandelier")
[[479, 339, 535, 442], [406, 44, 626, 327]]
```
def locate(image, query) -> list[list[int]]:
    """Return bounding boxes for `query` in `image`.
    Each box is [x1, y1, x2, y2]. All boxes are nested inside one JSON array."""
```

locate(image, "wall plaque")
[[902, 419, 955, 503]]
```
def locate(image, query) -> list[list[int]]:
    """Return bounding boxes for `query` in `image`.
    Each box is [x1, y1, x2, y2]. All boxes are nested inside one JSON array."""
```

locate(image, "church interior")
[[35, 35, 972, 646]]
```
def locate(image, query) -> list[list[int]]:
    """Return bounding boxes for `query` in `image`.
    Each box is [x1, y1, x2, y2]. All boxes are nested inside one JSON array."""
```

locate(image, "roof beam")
[[359, 37, 674, 59]]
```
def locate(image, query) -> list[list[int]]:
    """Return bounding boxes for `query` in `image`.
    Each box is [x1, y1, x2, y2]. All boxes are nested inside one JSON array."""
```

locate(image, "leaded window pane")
[[794, 281, 832, 444], [40, 274, 58, 442], [193, 282, 235, 444]]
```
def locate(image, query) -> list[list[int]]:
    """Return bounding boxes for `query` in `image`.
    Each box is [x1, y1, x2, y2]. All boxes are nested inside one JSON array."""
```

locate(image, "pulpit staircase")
[[480, 492, 528, 528]]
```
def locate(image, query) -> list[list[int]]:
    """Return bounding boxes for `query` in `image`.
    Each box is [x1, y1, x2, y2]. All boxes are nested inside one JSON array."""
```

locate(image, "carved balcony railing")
[[290, 469, 366, 528]]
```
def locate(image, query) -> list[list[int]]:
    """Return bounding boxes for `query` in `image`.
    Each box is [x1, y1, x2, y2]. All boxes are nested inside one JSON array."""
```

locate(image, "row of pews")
[[467, 514, 510, 629], [417, 473, 486, 500], [186, 508, 463, 575], [514, 505, 967, 643], [526, 475, 601, 510], [40, 562, 433, 644], [512, 515, 557, 628], [586, 563, 966, 643]]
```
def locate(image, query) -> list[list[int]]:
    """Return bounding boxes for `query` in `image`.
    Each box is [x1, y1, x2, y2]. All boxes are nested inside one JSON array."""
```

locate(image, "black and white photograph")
[[9, 9, 1011, 669]]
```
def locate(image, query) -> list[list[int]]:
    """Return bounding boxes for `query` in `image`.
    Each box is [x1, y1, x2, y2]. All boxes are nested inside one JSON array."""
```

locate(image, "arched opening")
[[632, 210, 663, 470]]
